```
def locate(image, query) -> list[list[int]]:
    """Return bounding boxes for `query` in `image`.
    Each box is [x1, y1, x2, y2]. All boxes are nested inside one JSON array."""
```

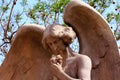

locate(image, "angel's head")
[[42, 24, 76, 54]]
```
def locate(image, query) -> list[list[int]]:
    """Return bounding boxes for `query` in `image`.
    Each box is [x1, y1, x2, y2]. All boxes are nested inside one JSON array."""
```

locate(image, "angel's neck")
[[62, 47, 73, 67]]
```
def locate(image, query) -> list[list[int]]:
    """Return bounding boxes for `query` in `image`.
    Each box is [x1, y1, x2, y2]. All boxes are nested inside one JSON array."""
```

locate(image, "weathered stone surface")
[[0, 0, 120, 80], [0, 24, 55, 80], [64, 0, 120, 80]]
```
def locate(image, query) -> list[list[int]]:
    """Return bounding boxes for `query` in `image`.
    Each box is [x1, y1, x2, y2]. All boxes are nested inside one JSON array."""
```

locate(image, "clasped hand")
[[50, 55, 63, 73]]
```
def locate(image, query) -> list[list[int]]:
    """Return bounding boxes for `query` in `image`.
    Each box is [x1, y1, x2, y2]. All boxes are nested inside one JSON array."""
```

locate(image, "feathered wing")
[[64, 0, 120, 80], [0, 24, 52, 80]]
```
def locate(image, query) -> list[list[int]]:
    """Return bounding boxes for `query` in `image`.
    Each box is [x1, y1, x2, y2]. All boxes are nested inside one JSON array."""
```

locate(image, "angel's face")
[[46, 37, 66, 55]]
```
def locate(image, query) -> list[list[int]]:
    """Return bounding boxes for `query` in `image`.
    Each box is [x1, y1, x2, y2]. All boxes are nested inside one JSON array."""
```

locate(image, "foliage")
[[0, 0, 120, 57]]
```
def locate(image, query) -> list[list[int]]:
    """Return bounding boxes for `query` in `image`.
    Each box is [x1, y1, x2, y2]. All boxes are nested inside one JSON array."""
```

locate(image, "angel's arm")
[[77, 55, 92, 80], [50, 55, 92, 80]]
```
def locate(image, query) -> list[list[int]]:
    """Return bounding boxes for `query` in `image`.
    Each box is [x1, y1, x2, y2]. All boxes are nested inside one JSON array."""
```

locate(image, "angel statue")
[[42, 23, 92, 80], [0, 0, 120, 80]]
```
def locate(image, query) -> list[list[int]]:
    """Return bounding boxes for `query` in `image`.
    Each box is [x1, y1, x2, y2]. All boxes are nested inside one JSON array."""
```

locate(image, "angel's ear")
[[64, 0, 120, 80]]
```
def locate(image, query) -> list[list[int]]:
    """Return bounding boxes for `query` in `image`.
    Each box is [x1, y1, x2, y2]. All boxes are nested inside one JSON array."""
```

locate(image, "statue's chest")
[[64, 58, 78, 78]]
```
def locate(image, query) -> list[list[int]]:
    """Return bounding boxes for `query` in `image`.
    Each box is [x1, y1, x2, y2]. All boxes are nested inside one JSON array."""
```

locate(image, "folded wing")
[[64, 0, 120, 80], [0, 24, 53, 80]]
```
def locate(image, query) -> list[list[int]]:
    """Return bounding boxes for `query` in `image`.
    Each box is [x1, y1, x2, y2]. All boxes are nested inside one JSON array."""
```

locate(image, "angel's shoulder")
[[73, 54, 92, 65]]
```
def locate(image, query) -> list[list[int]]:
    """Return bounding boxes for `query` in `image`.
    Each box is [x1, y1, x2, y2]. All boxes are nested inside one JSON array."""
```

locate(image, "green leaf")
[[16, 14, 22, 21], [103, 4, 108, 8], [117, 5, 120, 8], [1, 6, 9, 12], [51, 0, 70, 13], [20, 0, 28, 6], [2, 19, 5, 21], [115, 14, 120, 22], [8, 26, 12, 32], [106, 13, 114, 22]]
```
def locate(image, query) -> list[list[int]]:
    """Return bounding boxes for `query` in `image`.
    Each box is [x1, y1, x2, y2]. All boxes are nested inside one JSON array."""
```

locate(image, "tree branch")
[[4, 0, 17, 38], [0, 42, 10, 48]]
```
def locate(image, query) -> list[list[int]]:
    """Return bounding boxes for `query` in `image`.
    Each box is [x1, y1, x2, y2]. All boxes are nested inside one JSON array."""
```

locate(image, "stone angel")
[[0, 0, 120, 80]]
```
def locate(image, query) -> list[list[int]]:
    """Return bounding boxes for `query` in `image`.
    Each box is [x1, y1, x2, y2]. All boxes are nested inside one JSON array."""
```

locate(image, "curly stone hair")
[[42, 24, 76, 49]]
